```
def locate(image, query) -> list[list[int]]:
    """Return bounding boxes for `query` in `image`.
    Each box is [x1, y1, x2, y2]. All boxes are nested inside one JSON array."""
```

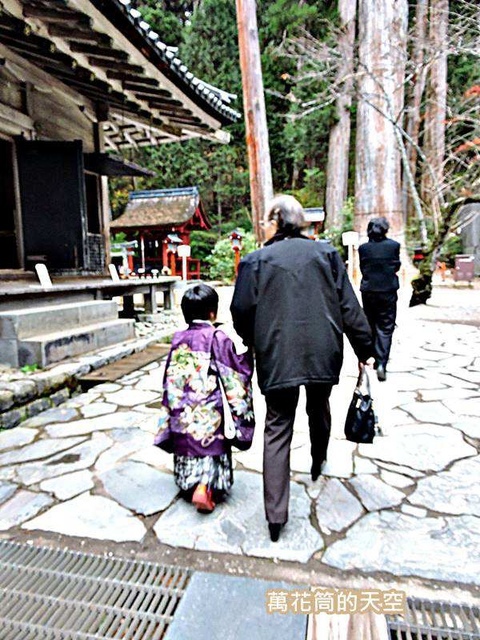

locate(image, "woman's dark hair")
[[367, 216, 389, 240], [181, 283, 219, 324], [267, 194, 306, 234]]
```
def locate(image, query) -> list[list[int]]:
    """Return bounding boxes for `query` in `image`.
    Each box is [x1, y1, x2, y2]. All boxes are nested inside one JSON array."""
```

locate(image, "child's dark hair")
[[181, 284, 219, 324]]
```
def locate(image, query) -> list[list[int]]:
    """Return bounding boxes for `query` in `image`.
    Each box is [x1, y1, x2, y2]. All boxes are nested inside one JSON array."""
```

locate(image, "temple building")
[[0, 0, 238, 276]]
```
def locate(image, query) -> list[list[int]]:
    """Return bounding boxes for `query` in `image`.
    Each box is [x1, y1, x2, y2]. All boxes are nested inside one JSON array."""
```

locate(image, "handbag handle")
[[357, 364, 371, 396]]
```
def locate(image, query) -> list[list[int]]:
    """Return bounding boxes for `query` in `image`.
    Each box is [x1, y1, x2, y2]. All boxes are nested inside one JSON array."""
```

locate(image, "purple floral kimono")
[[154, 322, 255, 492]]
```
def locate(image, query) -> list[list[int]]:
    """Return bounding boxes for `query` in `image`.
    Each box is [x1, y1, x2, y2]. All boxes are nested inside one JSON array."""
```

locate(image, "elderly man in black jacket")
[[231, 195, 374, 542], [359, 217, 401, 382]]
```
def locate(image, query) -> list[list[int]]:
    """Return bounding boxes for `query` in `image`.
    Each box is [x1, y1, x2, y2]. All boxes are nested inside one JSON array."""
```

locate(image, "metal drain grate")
[[0, 540, 191, 640], [387, 597, 480, 640]]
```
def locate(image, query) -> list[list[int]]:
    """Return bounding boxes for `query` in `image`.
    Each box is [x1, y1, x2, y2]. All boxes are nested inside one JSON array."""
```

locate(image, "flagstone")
[[103, 389, 161, 407], [81, 403, 118, 418], [380, 409, 417, 431], [353, 457, 378, 475], [128, 446, 174, 472], [390, 374, 446, 392], [380, 470, 415, 488], [419, 388, 479, 402], [45, 411, 147, 438], [154, 471, 323, 563], [399, 401, 455, 424], [414, 371, 478, 390], [22, 407, 78, 427], [16, 432, 112, 485], [375, 461, 424, 478], [452, 418, 480, 439], [449, 369, 480, 385], [443, 398, 480, 417], [360, 425, 476, 471], [0, 490, 53, 530], [67, 393, 100, 407], [414, 350, 452, 361], [0, 481, 17, 504], [322, 440, 355, 478], [408, 456, 480, 516], [100, 460, 178, 515], [235, 442, 264, 474], [0, 426, 37, 451], [40, 470, 94, 500], [401, 504, 427, 518], [0, 436, 86, 466], [95, 430, 151, 472], [91, 383, 123, 393], [120, 371, 143, 383], [134, 370, 164, 391], [23, 492, 147, 542], [314, 478, 364, 533], [322, 512, 480, 585], [349, 475, 405, 511], [290, 443, 311, 474]]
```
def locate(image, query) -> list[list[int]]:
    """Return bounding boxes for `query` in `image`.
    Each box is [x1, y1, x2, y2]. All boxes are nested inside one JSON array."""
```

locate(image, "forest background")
[[110, 0, 479, 280]]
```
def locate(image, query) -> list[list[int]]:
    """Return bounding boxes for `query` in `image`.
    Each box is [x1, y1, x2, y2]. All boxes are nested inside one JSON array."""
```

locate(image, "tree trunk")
[[235, 0, 274, 243], [403, 0, 428, 226], [354, 0, 408, 247], [325, 0, 356, 229], [421, 0, 449, 232]]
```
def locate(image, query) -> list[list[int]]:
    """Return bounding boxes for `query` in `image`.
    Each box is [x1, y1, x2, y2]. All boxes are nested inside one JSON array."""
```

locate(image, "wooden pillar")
[[236, 0, 273, 242]]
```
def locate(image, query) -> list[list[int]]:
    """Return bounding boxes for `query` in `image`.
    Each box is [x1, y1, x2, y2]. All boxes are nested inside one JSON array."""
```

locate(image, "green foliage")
[[207, 231, 257, 283], [437, 234, 463, 268], [124, 0, 474, 265], [20, 364, 39, 373], [189, 230, 218, 264], [109, 177, 134, 220], [111, 232, 127, 244], [137, 1, 190, 46], [290, 168, 325, 207], [320, 197, 355, 259]]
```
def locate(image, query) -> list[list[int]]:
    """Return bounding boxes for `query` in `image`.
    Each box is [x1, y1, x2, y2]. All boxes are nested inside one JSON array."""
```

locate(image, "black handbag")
[[344, 366, 378, 444]]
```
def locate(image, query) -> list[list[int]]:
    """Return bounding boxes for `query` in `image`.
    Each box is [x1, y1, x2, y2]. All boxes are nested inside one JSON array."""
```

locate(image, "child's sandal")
[[192, 484, 215, 513]]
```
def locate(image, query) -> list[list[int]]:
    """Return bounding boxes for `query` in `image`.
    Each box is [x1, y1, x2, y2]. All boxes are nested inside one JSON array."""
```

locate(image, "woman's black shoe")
[[268, 523, 283, 542], [377, 364, 387, 381]]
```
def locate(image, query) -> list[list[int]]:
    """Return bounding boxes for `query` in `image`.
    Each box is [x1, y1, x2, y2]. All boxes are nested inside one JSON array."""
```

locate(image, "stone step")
[[0, 300, 120, 340], [16, 319, 136, 368]]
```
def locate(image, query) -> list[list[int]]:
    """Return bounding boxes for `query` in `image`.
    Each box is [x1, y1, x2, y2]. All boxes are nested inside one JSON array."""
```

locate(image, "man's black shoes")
[[268, 523, 283, 542], [311, 459, 326, 482]]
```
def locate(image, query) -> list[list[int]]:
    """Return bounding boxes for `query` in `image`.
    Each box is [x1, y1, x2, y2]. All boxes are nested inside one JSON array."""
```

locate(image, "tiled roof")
[[109, 0, 239, 124]]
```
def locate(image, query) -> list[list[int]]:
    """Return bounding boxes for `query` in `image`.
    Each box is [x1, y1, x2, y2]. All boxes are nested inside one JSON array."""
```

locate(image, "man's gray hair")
[[267, 194, 306, 233]]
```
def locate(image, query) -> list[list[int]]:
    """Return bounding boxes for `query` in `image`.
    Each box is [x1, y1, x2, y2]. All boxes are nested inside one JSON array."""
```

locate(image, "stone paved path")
[[0, 284, 479, 592]]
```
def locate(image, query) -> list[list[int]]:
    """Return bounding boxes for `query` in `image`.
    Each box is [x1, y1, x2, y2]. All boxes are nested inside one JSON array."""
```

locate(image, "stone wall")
[[0, 333, 163, 430]]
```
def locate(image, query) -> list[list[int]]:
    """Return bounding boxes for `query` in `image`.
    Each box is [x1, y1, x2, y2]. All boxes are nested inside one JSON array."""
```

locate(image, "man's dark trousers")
[[263, 384, 332, 525], [361, 291, 397, 368]]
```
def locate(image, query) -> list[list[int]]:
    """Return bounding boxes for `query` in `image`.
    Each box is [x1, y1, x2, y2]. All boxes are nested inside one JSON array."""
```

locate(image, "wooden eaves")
[[0, 0, 240, 150]]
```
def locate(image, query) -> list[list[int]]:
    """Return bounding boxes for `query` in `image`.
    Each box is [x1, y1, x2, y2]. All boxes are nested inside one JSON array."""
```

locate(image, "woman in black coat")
[[231, 195, 374, 542], [359, 217, 401, 381]]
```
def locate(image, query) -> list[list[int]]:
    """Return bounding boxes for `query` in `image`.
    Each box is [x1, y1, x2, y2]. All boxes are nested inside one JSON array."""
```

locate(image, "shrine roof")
[[111, 187, 211, 230]]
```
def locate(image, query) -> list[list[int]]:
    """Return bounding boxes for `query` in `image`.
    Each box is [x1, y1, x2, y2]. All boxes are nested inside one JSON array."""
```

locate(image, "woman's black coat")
[[230, 235, 374, 393], [359, 237, 401, 292]]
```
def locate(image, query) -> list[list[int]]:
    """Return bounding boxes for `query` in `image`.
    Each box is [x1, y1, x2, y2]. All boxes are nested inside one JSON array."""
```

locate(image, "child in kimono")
[[154, 284, 255, 513]]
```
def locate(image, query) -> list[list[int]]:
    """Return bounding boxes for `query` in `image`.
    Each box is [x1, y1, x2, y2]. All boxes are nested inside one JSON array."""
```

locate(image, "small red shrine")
[[111, 187, 211, 278]]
